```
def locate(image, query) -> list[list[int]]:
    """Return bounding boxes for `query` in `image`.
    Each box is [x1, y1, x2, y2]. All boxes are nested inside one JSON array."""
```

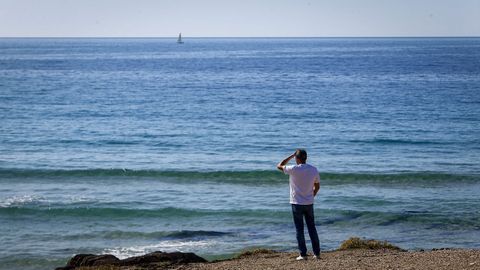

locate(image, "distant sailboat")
[[177, 33, 184, 44]]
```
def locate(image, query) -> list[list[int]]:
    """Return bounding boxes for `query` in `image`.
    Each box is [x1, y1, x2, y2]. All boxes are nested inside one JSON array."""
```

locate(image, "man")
[[277, 149, 320, 260]]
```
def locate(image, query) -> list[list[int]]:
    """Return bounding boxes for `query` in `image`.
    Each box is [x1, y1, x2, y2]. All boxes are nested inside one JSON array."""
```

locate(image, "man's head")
[[295, 149, 307, 164]]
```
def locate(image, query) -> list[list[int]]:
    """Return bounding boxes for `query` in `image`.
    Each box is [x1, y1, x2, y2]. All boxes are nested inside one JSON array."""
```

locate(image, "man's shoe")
[[313, 254, 320, 260], [296, 255, 307, 261]]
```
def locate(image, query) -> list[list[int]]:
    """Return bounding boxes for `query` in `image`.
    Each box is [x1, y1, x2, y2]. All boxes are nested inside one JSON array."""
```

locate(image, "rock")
[[55, 251, 207, 269], [72, 254, 120, 266], [55, 254, 120, 269], [120, 251, 207, 266]]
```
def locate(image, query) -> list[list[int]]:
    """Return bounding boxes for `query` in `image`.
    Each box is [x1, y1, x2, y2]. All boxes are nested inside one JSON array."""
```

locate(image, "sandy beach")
[[58, 247, 480, 270], [179, 249, 480, 270], [56, 238, 480, 269]]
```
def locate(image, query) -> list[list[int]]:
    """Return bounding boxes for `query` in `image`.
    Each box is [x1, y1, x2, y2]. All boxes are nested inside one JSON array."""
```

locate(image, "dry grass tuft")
[[236, 248, 277, 258], [338, 237, 404, 251]]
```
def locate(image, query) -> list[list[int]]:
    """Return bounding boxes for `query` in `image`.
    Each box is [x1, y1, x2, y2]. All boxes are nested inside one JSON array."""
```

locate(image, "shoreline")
[[56, 248, 480, 270], [183, 248, 480, 270], [55, 238, 480, 270]]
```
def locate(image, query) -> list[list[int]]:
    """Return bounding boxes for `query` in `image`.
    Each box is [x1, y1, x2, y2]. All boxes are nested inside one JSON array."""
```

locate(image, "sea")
[[0, 37, 479, 270]]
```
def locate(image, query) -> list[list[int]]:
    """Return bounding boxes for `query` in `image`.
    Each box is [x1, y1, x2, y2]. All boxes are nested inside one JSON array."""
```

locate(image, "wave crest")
[[0, 168, 477, 185]]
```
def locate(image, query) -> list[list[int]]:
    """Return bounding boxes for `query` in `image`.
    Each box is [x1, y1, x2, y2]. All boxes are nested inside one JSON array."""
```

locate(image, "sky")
[[0, 0, 479, 37]]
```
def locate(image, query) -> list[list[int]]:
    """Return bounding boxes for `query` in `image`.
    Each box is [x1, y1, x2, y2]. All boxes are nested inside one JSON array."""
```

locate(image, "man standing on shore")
[[277, 149, 320, 260]]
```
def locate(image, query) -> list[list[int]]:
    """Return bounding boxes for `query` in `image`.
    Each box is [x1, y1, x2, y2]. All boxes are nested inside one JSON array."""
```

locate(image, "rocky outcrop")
[[120, 251, 207, 266], [55, 251, 207, 270], [63, 254, 120, 268]]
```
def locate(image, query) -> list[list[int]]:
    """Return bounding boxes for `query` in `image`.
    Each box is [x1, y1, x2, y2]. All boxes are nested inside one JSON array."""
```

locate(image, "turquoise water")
[[1, 38, 480, 269]]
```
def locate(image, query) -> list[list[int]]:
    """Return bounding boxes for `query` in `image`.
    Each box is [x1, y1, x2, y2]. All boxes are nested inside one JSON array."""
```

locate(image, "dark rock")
[[68, 254, 120, 267], [55, 254, 120, 269], [56, 251, 207, 269], [120, 251, 207, 266]]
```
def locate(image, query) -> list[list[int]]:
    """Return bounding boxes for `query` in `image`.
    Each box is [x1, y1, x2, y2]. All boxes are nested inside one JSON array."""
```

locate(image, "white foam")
[[0, 194, 98, 208], [0, 194, 45, 208], [102, 240, 215, 259], [67, 195, 97, 203]]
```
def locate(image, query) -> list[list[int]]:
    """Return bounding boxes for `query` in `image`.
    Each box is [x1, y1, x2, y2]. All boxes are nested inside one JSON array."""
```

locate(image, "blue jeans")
[[291, 204, 320, 256]]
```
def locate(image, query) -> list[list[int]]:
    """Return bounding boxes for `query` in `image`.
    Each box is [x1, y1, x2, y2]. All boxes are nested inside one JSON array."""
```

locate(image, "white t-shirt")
[[283, 163, 320, 205]]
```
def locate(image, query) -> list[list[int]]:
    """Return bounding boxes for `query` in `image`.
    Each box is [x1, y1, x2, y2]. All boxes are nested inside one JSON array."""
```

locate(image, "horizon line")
[[1, 35, 479, 39]]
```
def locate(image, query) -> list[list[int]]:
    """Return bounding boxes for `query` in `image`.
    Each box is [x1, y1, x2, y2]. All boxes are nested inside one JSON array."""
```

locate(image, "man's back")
[[277, 150, 321, 258], [284, 163, 320, 205]]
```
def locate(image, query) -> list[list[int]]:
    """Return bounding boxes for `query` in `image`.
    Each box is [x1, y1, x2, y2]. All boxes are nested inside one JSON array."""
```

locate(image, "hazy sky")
[[0, 0, 479, 37]]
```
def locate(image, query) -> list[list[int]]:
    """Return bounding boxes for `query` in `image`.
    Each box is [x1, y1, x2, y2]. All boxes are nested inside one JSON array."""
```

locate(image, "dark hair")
[[295, 149, 307, 163]]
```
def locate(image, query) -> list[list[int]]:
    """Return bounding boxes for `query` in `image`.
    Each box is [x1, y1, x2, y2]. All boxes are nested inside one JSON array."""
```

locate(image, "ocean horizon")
[[1, 37, 479, 270], [2, 36, 479, 38]]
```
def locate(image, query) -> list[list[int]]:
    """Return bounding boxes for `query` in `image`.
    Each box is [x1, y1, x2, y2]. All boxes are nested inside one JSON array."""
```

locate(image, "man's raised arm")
[[277, 153, 295, 172]]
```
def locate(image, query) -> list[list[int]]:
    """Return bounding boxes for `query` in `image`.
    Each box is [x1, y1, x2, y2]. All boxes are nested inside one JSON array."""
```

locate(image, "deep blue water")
[[0, 38, 479, 270]]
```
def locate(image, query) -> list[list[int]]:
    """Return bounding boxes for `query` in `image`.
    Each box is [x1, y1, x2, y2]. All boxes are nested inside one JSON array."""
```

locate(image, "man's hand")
[[276, 152, 296, 172], [313, 182, 320, 196]]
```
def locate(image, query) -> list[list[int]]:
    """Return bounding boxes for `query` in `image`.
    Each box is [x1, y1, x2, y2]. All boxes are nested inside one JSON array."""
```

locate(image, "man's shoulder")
[[305, 163, 319, 172], [291, 164, 318, 172], [289, 164, 307, 171], [287, 164, 319, 172]]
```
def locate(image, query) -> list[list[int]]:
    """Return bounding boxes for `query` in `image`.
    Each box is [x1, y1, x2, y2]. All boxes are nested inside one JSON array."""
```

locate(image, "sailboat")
[[177, 33, 184, 44]]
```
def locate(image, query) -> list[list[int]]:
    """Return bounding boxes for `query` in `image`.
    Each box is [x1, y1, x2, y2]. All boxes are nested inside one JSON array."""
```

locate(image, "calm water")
[[1, 38, 479, 270]]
